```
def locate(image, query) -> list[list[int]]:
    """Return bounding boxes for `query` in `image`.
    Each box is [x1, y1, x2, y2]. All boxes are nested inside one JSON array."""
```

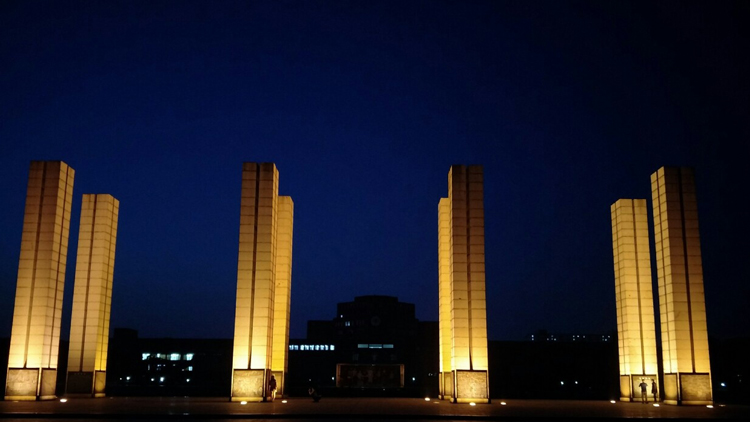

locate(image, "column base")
[[452, 369, 490, 404], [66, 371, 107, 398], [5, 368, 58, 401], [662, 373, 712, 405], [231, 368, 269, 402]]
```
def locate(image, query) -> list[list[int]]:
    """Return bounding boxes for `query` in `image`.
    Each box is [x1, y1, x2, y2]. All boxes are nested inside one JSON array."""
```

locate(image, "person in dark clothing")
[[639, 380, 648, 403], [308, 384, 322, 402], [269, 375, 277, 401]]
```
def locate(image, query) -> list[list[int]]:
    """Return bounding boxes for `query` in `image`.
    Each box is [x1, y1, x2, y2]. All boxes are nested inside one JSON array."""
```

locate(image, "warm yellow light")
[[282, 400, 287, 403], [60, 399, 68, 403], [500, 402, 507, 405], [425, 397, 431, 401], [240, 401, 247, 405], [469, 402, 476, 406], [707, 405, 714, 409], [610, 400, 616, 404]]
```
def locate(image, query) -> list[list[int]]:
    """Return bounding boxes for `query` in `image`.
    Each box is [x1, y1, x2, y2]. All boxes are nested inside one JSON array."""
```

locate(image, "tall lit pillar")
[[611, 199, 658, 402], [271, 196, 293, 397], [651, 167, 712, 405], [232, 162, 279, 402], [438, 198, 453, 400], [66, 194, 119, 397], [439, 165, 489, 403], [5, 161, 75, 401]]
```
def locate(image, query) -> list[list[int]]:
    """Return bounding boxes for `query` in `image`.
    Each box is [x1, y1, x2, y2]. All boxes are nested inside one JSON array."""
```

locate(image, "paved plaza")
[[0, 397, 748, 420]]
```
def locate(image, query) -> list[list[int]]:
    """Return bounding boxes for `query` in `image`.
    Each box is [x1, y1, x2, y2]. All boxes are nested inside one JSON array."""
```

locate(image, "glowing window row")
[[289, 344, 335, 351], [142, 353, 194, 361], [357, 344, 394, 349]]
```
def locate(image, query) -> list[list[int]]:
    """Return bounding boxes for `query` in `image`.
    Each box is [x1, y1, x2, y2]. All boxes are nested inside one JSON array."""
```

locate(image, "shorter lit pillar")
[[66, 194, 119, 397], [611, 199, 659, 402]]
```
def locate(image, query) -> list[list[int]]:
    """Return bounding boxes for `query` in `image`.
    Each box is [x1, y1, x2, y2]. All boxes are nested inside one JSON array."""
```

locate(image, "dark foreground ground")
[[0, 397, 748, 421]]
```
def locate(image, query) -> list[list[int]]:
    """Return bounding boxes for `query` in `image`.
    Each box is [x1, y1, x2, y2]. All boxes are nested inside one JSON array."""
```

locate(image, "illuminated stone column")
[[271, 196, 293, 397], [651, 167, 712, 405], [67, 194, 119, 397], [232, 162, 278, 402], [611, 199, 658, 402], [442, 165, 489, 403], [5, 161, 75, 401], [438, 198, 453, 400]]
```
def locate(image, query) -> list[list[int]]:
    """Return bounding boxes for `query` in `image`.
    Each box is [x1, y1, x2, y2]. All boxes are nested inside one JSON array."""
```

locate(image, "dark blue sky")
[[1, 0, 748, 342]]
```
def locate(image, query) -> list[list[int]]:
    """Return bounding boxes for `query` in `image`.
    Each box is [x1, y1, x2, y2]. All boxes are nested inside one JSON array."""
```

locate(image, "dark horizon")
[[2, 1, 749, 343]]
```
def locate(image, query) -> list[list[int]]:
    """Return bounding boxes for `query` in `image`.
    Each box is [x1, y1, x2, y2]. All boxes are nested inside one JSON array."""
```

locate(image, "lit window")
[[159, 377, 165, 383], [369, 344, 382, 349], [330, 345, 335, 351], [315, 345, 320, 351], [142, 353, 151, 360], [157, 353, 167, 359], [185, 353, 194, 361], [345, 321, 351, 327], [170, 353, 181, 361], [383, 344, 394, 349], [188, 366, 193, 371], [358, 344, 368, 349]]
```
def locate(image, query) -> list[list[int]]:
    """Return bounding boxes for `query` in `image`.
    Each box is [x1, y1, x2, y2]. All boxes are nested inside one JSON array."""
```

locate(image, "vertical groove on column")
[[464, 171, 473, 370], [654, 174, 673, 372], [631, 204, 646, 375], [247, 165, 261, 367], [677, 170, 696, 373], [49, 164, 71, 366]]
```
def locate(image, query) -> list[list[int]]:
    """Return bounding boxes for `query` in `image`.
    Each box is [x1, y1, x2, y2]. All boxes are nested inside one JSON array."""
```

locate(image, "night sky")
[[1, 1, 748, 343]]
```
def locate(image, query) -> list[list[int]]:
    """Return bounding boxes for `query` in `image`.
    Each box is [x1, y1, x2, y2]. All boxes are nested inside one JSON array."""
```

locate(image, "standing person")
[[651, 380, 658, 402], [269, 375, 278, 401], [639, 379, 648, 403]]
